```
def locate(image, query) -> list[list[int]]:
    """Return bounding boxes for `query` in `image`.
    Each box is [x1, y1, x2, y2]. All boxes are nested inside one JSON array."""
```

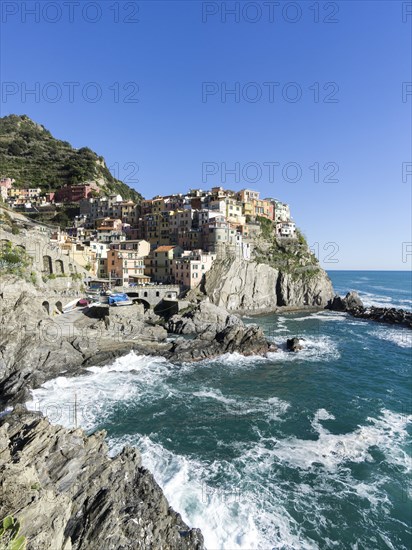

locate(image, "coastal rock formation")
[[201, 258, 334, 313], [167, 301, 242, 334], [0, 280, 274, 408], [0, 408, 204, 550], [328, 291, 364, 312], [328, 291, 412, 328], [165, 301, 276, 361], [350, 307, 412, 328], [286, 337, 303, 352], [167, 323, 274, 362]]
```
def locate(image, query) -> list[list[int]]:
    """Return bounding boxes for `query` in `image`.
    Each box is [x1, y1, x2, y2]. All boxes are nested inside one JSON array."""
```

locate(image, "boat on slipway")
[[108, 293, 133, 306]]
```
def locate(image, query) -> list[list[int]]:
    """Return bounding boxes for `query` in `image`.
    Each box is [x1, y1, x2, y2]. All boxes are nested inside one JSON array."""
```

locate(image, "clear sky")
[[1, 0, 411, 270]]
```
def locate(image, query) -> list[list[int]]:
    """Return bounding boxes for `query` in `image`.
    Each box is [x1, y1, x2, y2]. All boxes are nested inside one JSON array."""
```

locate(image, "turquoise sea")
[[27, 271, 412, 549]]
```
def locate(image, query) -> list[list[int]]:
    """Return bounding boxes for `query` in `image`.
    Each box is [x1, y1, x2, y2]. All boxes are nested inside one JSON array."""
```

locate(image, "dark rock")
[[286, 337, 303, 352], [327, 290, 411, 329], [328, 291, 364, 312], [166, 323, 274, 362], [351, 306, 412, 328], [344, 291, 364, 310], [0, 410, 204, 550]]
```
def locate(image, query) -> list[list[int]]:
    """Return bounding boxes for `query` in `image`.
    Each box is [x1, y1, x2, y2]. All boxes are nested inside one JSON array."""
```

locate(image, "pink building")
[[172, 249, 216, 289]]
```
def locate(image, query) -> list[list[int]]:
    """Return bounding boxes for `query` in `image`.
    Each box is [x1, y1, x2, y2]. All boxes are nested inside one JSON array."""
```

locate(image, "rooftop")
[[155, 245, 177, 252]]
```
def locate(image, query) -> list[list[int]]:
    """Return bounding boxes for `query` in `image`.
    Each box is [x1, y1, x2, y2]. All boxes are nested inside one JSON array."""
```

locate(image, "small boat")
[[113, 299, 133, 306], [108, 293, 133, 306], [62, 299, 79, 313]]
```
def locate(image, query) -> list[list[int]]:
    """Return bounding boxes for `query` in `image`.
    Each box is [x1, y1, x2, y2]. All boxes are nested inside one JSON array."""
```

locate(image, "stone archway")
[[55, 301, 63, 314], [42, 301, 50, 315], [55, 260, 64, 274], [43, 255, 53, 274]]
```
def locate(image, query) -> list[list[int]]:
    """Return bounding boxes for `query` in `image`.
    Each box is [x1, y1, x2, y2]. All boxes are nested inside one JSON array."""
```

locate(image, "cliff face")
[[0, 409, 204, 550], [201, 257, 334, 313]]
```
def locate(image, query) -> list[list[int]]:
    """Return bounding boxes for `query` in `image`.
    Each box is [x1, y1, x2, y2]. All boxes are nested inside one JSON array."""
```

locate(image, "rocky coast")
[[1, 217, 410, 549], [327, 291, 412, 328]]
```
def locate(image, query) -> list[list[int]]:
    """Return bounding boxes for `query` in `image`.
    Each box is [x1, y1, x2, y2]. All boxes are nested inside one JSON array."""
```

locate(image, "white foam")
[[250, 408, 412, 473], [25, 352, 411, 550], [267, 335, 340, 362], [367, 327, 412, 349], [26, 353, 178, 430], [285, 312, 347, 323], [193, 389, 237, 405], [208, 351, 269, 367], [357, 291, 411, 311], [106, 432, 319, 550]]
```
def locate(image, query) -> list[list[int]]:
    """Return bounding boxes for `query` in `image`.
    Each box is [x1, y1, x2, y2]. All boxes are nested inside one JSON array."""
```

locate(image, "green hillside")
[[0, 114, 142, 201]]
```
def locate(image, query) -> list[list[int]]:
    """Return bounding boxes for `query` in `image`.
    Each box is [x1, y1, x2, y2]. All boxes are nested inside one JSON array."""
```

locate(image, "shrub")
[[0, 242, 32, 278], [0, 515, 27, 550]]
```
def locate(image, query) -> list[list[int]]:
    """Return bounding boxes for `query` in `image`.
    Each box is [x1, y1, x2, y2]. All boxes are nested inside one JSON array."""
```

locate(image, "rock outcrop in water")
[[199, 257, 334, 313], [328, 291, 412, 328], [167, 323, 274, 362], [0, 407, 204, 550], [327, 291, 364, 312], [286, 337, 303, 352], [165, 301, 276, 361]]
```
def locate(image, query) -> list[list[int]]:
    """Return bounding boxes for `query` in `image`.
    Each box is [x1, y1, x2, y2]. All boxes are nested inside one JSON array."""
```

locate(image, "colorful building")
[[172, 250, 217, 289], [107, 239, 151, 284], [150, 245, 183, 283]]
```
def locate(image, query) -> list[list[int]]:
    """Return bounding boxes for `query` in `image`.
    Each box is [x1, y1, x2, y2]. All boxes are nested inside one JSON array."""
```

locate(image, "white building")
[[89, 241, 109, 259], [272, 200, 291, 222], [276, 221, 296, 238]]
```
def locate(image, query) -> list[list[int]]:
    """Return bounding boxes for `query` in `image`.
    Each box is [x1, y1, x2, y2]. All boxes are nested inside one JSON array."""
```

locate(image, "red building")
[[55, 184, 95, 203]]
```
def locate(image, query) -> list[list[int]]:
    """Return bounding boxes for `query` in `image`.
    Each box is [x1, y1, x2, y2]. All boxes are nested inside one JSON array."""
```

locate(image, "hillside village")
[[0, 177, 296, 289]]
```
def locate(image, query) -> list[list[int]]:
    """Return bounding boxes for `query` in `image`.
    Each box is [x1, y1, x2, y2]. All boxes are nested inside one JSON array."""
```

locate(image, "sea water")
[[27, 271, 412, 549]]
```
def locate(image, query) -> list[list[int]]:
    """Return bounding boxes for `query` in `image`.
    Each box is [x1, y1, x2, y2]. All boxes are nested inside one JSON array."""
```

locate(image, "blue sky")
[[1, 0, 411, 269]]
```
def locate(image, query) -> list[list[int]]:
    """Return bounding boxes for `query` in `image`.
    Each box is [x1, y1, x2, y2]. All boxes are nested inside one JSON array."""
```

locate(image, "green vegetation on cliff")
[[0, 115, 142, 201], [0, 515, 27, 550], [0, 240, 36, 283], [253, 224, 320, 275]]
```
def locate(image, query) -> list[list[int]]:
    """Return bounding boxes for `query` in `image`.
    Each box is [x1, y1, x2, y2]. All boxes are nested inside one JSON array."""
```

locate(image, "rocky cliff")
[[0, 408, 204, 550], [200, 256, 334, 314]]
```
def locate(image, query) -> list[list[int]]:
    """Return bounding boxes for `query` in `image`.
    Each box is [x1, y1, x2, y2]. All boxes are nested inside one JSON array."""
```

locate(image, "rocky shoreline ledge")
[[328, 291, 412, 328]]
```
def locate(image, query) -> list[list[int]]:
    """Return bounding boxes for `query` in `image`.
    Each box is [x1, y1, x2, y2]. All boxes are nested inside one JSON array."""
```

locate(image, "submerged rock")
[[0, 408, 204, 550]]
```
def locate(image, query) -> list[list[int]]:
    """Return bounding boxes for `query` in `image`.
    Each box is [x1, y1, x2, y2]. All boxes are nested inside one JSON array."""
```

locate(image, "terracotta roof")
[[154, 246, 176, 252]]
